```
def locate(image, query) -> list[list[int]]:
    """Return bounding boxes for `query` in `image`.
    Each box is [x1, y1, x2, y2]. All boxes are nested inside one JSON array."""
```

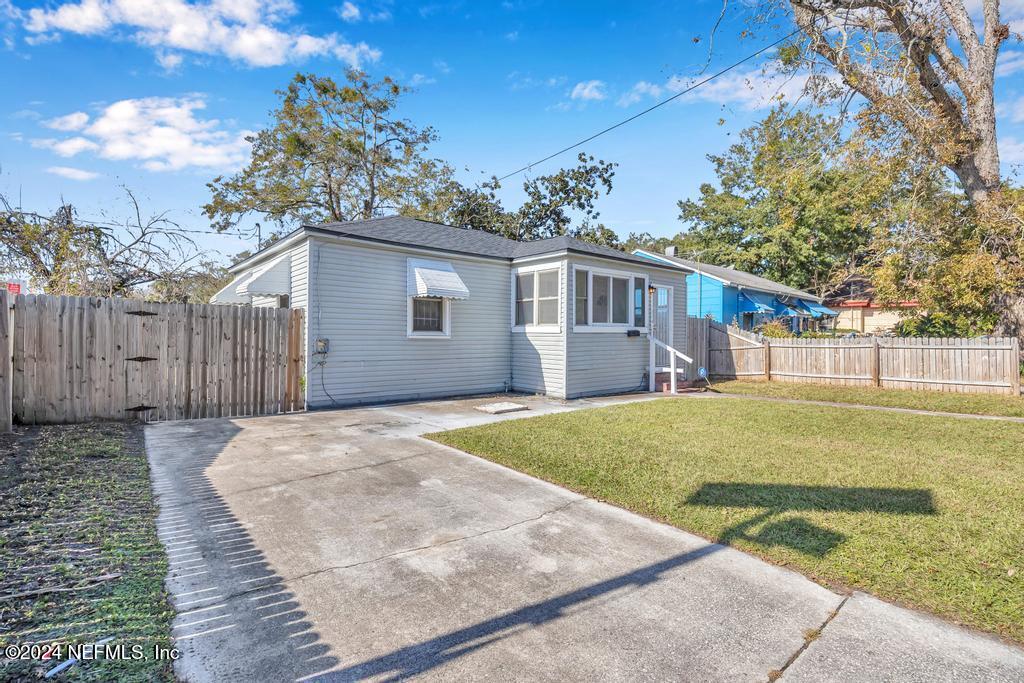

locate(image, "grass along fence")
[[687, 317, 1021, 396], [0, 293, 304, 430]]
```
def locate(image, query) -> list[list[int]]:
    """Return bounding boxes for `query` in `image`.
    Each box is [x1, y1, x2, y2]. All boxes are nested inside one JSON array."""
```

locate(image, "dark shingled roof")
[[302, 216, 676, 268], [308, 216, 521, 258]]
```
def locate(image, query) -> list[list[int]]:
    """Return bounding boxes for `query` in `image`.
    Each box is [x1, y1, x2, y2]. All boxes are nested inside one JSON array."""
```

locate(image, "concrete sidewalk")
[[145, 394, 1024, 682]]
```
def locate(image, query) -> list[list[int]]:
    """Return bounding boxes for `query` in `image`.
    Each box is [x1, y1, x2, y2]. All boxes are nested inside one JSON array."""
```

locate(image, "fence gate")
[[9, 294, 305, 424]]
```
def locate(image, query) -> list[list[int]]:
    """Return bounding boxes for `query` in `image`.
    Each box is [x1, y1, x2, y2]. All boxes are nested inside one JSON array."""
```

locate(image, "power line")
[[495, 29, 802, 183]]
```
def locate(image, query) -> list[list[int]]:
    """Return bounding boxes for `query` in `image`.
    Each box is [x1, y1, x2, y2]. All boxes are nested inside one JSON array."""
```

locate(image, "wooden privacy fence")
[[1, 293, 304, 428], [687, 317, 1021, 396]]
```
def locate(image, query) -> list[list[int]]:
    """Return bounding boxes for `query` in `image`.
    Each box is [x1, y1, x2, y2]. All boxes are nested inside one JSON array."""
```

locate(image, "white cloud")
[[22, 0, 380, 69], [620, 66, 810, 111], [504, 30, 518, 41], [409, 73, 435, 86], [570, 80, 606, 101], [617, 80, 663, 107], [1001, 136, 1024, 164], [337, 1, 360, 22], [36, 96, 251, 172], [997, 50, 1024, 78], [507, 72, 564, 91], [44, 111, 89, 131], [42, 136, 100, 156], [997, 95, 1024, 123], [47, 166, 99, 180], [156, 50, 183, 71]]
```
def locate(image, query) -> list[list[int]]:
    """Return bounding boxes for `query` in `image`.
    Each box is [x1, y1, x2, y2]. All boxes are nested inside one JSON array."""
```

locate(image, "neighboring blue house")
[[633, 247, 836, 332]]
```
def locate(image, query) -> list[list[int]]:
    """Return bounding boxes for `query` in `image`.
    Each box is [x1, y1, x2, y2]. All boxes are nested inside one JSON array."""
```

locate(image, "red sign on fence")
[[5, 282, 21, 295]]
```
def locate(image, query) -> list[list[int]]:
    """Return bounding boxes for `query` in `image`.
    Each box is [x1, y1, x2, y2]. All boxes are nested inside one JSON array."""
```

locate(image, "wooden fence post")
[[1012, 337, 1021, 396], [763, 339, 771, 382], [0, 290, 10, 432], [871, 336, 881, 387]]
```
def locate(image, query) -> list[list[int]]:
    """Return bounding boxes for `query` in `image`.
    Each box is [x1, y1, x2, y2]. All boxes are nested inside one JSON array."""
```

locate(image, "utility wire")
[[494, 29, 802, 183]]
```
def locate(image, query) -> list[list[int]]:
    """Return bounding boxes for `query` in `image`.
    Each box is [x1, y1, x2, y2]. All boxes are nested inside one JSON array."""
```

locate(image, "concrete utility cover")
[[475, 401, 529, 414]]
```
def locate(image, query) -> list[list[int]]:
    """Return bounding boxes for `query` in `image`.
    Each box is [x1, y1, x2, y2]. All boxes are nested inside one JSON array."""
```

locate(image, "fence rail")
[[1, 294, 305, 428], [687, 317, 1021, 396]]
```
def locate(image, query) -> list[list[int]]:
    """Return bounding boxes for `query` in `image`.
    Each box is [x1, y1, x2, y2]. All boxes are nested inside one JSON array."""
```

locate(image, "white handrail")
[[649, 336, 693, 394], [650, 337, 693, 364]]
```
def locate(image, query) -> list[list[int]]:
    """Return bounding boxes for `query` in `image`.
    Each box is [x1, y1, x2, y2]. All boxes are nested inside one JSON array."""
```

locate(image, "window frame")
[[511, 262, 563, 333], [571, 264, 649, 334], [407, 295, 452, 339]]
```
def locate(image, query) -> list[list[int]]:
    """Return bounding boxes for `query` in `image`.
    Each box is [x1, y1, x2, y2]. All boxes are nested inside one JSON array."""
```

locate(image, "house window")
[[573, 266, 648, 330], [408, 296, 450, 337], [633, 280, 644, 327], [611, 277, 629, 324], [412, 297, 443, 331], [574, 269, 588, 325], [514, 267, 561, 328], [537, 269, 559, 325], [515, 272, 534, 326], [593, 275, 610, 323]]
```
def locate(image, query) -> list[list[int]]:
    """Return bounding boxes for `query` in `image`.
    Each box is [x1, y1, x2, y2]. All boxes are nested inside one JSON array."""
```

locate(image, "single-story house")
[[632, 247, 836, 332], [825, 274, 918, 334], [212, 216, 690, 408]]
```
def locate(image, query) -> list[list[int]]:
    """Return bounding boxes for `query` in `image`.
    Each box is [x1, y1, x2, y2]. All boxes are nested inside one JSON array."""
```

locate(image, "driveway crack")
[[768, 594, 851, 681], [226, 453, 430, 496]]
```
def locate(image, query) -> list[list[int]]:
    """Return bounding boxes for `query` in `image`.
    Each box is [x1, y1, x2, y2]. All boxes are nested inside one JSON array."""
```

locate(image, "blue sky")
[[3, 0, 1024, 265]]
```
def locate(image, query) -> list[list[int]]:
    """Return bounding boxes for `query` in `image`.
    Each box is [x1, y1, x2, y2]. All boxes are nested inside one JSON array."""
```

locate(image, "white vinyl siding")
[[565, 255, 686, 398], [306, 239, 511, 407], [251, 295, 279, 308], [510, 257, 566, 397]]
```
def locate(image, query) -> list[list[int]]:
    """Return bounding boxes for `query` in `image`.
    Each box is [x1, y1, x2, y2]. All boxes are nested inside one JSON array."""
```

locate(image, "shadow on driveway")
[[148, 420, 340, 681], [332, 544, 724, 680]]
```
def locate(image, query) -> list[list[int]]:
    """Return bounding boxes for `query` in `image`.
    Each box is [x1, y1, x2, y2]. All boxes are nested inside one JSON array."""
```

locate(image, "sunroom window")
[[574, 267, 647, 329], [574, 269, 588, 325], [515, 267, 560, 328]]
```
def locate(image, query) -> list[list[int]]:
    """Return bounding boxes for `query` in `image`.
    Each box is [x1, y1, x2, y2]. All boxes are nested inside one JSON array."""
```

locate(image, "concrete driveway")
[[145, 394, 1024, 682]]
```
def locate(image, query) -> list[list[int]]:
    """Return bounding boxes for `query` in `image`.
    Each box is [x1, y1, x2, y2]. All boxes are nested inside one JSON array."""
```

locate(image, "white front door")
[[653, 285, 673, 370]]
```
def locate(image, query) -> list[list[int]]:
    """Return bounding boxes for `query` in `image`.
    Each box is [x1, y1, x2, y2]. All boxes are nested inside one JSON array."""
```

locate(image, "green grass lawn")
[[0, 423, 174, 682], [427, 398, 1024, 643], [710, 379, 1024, 418]]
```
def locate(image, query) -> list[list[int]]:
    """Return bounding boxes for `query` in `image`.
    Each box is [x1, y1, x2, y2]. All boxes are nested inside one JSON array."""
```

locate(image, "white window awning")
[[210, 271, 254, 304], [238, 253, 291, 297], [407, 258, 470, 299]]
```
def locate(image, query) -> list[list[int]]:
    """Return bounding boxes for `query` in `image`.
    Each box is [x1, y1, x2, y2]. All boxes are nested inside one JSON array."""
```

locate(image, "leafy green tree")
[[205, 70, 450, 232], [673, 108, 886, 295], [207, 70, 623, 247], [410, 152, 622, 245]]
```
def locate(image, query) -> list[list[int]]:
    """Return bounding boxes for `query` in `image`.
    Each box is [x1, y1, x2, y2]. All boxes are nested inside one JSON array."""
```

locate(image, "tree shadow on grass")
[[686, 483, 936, 558]]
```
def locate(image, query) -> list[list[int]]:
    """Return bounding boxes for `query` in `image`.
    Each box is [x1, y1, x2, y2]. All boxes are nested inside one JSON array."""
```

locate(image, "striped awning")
[[798, 299, 837, 318], [407, 258, 470, 299], [738, 290, 776, 313]]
